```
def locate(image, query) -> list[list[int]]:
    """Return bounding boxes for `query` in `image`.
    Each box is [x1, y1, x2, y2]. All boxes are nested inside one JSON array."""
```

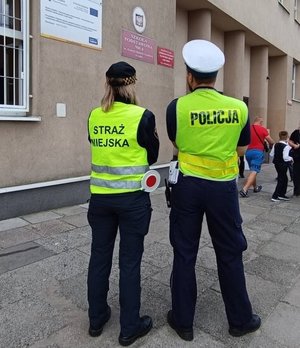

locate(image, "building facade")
[[1, 0, 300, 219]]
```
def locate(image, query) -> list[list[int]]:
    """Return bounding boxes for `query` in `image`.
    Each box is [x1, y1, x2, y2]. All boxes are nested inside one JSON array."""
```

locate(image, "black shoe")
[[278, 195, 290, 201], [239, 189, 248, 198], [253, 185, 262, 193], [88, 306, 111, 337], [167, 310, 193, 341], [119, 315, 153, 346], [229, 314, 261, 337], [271, 197, 280, 202]]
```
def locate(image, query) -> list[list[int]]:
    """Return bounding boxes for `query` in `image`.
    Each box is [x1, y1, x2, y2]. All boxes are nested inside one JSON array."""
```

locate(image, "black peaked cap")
[[106, 61, 136, 79]]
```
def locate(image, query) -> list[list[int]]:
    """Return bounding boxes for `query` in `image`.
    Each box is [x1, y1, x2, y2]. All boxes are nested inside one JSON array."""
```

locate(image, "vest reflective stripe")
[[179, 152, 238, 178], [90, 177, 141, 190], [179, 152, 237, 169], [91, 164, 149, 175]]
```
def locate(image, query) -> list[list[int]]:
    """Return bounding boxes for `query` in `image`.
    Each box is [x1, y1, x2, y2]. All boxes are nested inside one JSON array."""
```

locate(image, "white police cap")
[[182, 40, 225, 73]]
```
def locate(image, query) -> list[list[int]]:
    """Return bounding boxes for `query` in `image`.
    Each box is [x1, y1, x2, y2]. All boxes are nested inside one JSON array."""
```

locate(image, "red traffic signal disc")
[[141, 170, 161, 192]]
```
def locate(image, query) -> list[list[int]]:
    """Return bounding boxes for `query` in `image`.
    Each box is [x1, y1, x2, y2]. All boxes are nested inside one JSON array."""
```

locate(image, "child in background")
[[270, 131, 293, 202]]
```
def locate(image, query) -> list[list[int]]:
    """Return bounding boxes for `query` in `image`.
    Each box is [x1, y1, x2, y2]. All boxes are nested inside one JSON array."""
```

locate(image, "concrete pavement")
[[1, 163, 300, 348]]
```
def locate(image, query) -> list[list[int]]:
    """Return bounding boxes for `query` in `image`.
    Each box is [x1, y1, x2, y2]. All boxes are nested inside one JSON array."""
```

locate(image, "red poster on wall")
[[157, 47, 174, 68]]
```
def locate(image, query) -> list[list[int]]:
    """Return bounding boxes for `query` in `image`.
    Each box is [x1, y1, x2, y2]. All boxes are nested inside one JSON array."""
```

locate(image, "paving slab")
[[260, 302, 300, 347], [28, 307, 120, 348], [61, 213, 89, 227], [0, 263, 59, 306], [37, 249, 90, 281], [0, 294, 66, 348], [0, 217, 29, 232], [286, 221, 300, 235], [249, 335, 290, 348], [270, 206, 300, 218], [0, 241, 55, 274], [243, 225, 274, 243], [58, 272, 89, 311], [258, 240, 300, 263], [22, 211, 62, 224], [0, 225, 40, 248], [243, 239, 260, 263], [77, 244, 91, 256], [243, 219, 287, 235], [35, 229, 91, 253], [79, 203, 89, 209], [193, 289, 249, 346], [197, 245, 218, 270], [273, 231, 300, 248], [256, 212, 297, 226], [144, 326, 227, 348], [52, 205, 89, 216], [29, 219, 76, 237], [210, 272, 286, 320], [142, 241, 173, 268], [240, 212, 259, 224], [139, 284, 172, 328], [244, 255, 300, 286], [283, 277, 300, 308]]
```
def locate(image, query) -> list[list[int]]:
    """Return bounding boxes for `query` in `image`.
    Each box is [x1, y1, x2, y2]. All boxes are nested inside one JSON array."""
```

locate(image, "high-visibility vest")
[[88, 102, 149, 193], [176, 89, 248, 181]]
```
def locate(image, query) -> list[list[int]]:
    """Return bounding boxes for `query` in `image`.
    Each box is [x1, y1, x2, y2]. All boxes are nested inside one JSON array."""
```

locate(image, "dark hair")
[[192, 75, 217, 85], [186, 65, 217, 84]]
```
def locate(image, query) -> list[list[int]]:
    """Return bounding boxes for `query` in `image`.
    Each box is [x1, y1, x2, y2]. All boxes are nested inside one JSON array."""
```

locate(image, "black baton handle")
[[164, 178, 171, 208]]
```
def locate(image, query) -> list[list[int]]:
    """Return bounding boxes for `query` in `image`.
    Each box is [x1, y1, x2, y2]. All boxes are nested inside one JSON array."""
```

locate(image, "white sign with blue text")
[[40, 0, 102, 49]]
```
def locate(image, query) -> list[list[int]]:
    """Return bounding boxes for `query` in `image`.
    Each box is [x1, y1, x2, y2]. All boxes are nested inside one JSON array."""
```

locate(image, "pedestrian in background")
[[239, 155, 245, 178], [270, 131, 292, 202], [288, 123, 300, 196], [87, 61, 159, 346], [240, 116, 274, 197], [166, 39, 261, 341]]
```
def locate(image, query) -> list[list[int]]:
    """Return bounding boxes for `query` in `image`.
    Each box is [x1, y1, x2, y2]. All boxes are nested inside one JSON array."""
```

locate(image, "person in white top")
[[269, 131, 293, 201]]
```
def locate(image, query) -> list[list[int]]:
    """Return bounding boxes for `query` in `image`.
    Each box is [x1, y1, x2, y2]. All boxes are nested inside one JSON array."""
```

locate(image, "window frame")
[[294, 0, 300, 23], [0, 0, 29, 116], [278, 0, 291, 13], [292, 62, 300, 102]]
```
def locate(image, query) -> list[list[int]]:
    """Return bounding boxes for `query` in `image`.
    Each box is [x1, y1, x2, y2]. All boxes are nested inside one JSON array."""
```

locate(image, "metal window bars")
[[0, 0, 28, 111]]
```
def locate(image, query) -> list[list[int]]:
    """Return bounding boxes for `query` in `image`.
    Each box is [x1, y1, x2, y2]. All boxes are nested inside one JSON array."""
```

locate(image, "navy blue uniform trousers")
[[170, 174, 253, 329], [87, 191, 152, 336], [293, 161, 300, 196]]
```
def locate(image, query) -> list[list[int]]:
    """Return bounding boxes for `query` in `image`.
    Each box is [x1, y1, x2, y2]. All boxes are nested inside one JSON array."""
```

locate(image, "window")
[[292, 62, 300, 101], [278, 0, 291, 12], [295, 0, 300, 21], [0, 0, 29, 115]]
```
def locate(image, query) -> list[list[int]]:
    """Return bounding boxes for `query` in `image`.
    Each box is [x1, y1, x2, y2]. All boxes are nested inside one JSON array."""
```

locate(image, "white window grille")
[[0, 0, 29, 115]]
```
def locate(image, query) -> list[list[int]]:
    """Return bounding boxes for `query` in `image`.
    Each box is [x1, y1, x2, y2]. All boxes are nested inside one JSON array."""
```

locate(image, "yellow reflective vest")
[[88, 102, 149, 194], [176, 88, 248, 181]]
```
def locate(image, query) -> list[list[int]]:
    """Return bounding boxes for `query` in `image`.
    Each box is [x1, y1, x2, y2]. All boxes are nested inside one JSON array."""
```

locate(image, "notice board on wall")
[[40, 0, 102, 49]]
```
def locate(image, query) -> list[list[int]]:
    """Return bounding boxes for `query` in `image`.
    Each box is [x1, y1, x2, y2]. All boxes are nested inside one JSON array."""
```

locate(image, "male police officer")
[[166, 40, 261, 340]]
